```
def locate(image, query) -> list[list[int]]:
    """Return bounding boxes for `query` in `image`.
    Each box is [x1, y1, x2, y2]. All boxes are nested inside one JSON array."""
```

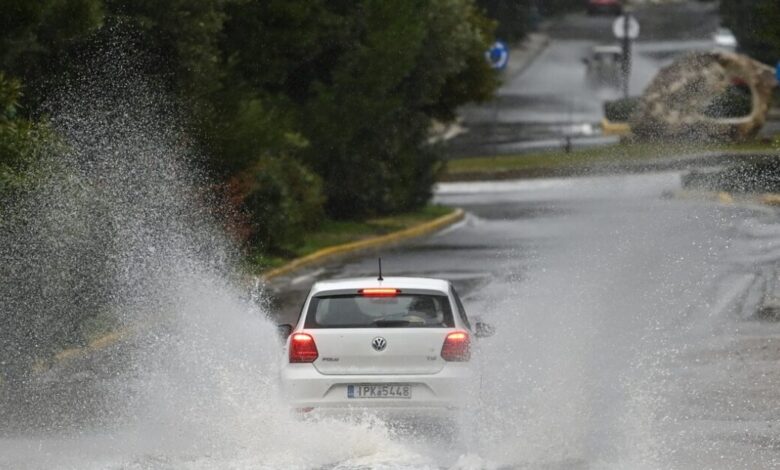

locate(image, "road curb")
[[39, 208, 465, 367], [29, 327, 132, 371], [261, 208, 465, 281], [671, 190, 780, 209], [760, 194, 780, 206], [601, 117, 631, 136], [442, 149, 780, 183]]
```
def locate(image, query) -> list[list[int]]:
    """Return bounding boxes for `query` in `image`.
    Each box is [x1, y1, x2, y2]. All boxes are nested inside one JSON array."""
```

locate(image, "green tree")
[[476, 0, 529, 42], [537, 0, 582, 16], [0, 0, 104, 110], [0, 73, 57, 198], [721, 0, 780, 65], [103, 0, 227, 99], [231, 155, 325, 253], [222, 0, 496, 218], [307, 0, 496, 218], [1, 0, 497, 238], [220, 0, 349, 102]]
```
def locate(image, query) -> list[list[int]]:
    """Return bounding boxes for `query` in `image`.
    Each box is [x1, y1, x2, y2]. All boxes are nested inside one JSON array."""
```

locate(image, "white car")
[[278, 276, 493, 419], [713, 27, 737, 51]]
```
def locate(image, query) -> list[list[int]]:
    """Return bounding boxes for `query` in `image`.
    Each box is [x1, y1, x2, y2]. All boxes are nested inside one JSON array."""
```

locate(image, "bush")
[[720, 0, 780, 65], [0, 73, 58, 199], [230, 155, 325, 254], [703, 84, 752, 119], [604, 97, 641, 122], [296, 0, 496, 219]]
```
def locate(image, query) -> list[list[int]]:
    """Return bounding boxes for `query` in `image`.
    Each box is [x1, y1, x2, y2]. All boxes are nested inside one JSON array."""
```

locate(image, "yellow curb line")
[[39, 208, 465, 367], [760, 193, 780, 206], [717, 191, 734, 204], [601, 117, 631, 136], [45, 328, 131, 368], [707, 191, 780, 207], [261, 208, 465, 281]]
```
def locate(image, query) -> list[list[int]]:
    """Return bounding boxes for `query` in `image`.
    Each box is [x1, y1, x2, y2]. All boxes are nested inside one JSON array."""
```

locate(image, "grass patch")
[[252, 204, 454, 272], [443, 140, 779, 180]]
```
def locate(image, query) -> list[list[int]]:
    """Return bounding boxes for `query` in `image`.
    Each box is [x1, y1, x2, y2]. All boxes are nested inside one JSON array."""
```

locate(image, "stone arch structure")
[[630, 51, 777, 141]]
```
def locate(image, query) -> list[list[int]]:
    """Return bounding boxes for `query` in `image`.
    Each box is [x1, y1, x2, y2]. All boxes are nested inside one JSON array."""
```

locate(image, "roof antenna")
[[377, 257, 383, 281]]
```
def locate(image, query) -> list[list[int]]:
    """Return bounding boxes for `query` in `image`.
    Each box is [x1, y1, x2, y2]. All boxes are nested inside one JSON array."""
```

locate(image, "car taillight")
[[289, 333, 319, 363], [441, 331, 471, 362], [359, 288, 400, 297]]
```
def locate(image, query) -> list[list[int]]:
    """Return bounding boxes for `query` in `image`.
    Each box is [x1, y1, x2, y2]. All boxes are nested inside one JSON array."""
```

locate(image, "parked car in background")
[[713, 27, 738, 51], [584, 45, 623, 88]]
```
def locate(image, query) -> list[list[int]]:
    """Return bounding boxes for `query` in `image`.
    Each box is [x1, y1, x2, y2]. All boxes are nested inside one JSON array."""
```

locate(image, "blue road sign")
[[776, 61, 780, 82], [486, 41, 509, 70]]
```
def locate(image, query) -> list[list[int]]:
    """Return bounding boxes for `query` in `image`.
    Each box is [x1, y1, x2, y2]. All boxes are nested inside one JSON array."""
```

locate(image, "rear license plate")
[[347, 384, 412, 399]]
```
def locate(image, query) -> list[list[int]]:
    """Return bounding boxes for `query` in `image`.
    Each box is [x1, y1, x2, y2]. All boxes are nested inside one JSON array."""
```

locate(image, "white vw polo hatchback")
[[279, 276, 493, 418]]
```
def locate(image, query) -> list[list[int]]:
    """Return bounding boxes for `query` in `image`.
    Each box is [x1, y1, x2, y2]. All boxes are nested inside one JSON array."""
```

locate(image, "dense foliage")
[[475, 0, 581, 42], [0, 0, 497, 246], [0, 73, 57, 199], [0, 1, 498, 376], [720, 0, 780, 65], [477, 0, 532, 41]]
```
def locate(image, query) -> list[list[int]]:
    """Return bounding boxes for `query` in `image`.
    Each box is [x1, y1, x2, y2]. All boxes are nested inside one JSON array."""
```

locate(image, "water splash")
[[0, 47, 447, 470]]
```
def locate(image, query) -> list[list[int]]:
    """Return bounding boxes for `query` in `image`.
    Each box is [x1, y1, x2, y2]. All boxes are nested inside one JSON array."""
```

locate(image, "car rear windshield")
[[304, 294, 454, 328]]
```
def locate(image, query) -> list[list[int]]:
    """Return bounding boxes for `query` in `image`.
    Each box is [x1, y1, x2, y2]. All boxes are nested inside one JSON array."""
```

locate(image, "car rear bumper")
[[280, 363, 472, 415], [292, 405, 460, 423]]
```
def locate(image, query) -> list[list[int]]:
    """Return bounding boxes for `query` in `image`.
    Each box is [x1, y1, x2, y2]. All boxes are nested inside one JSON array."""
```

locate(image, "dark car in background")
[[587, 0, 623, 15]]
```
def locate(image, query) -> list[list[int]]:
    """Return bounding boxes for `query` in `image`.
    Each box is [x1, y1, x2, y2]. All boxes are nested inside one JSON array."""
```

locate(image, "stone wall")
[[630, 51, 777, 141]]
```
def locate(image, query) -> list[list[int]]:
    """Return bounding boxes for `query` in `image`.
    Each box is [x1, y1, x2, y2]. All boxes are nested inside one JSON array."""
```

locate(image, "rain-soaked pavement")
[[3, 1, 779, 467], [3, 169, 780, 469], [264, 170, 780, 469]]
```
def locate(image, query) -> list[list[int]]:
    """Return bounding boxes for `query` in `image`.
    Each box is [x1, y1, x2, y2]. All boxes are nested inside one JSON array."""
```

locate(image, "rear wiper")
[[372, 320, 411, 327]]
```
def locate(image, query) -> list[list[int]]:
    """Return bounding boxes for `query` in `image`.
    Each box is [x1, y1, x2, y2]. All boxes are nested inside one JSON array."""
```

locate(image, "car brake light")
[[289, 333, 318, 363], [441, 331, 471, 362], [359, 288, 400, 297]]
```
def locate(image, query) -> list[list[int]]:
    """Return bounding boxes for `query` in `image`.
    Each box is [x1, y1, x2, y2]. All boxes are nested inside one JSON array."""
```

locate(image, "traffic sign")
[[486, 41, 509, 70], [613, 15, 640, 40]]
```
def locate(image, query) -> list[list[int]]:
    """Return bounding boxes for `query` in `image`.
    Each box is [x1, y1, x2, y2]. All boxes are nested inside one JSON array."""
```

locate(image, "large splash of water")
[[0, 50, 456, 470], [4, 36, 771, 470]]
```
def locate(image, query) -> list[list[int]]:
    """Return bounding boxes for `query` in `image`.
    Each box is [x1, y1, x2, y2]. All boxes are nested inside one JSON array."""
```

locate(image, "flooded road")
[[3, 1, 777, 468], [262, 171, 780, 469], [4, 170, 780, 469]]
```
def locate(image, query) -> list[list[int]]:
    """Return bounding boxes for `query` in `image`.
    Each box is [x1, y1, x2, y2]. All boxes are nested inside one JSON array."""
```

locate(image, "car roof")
[[309, 276, 451, 296]]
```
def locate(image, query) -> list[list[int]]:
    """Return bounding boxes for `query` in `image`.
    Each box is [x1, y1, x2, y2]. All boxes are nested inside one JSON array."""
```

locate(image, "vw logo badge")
[[371, 337, 387, 351]]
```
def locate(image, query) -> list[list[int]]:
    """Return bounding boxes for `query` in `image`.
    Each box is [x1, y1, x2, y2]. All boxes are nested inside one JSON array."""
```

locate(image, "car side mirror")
[[474, 321, 495, 338], [277, 324, 293, 340]]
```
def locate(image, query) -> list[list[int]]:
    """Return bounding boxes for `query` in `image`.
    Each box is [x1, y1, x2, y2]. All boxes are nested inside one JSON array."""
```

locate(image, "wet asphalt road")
[[268, 171, 780, 468], [5, 169, 780, 469], [446, 1, 722, 157], [4, 1, 780, 466]]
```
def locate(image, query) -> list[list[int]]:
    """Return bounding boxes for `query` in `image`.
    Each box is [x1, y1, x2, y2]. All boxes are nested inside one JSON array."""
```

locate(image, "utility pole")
[[621, 11, 631, 99]]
